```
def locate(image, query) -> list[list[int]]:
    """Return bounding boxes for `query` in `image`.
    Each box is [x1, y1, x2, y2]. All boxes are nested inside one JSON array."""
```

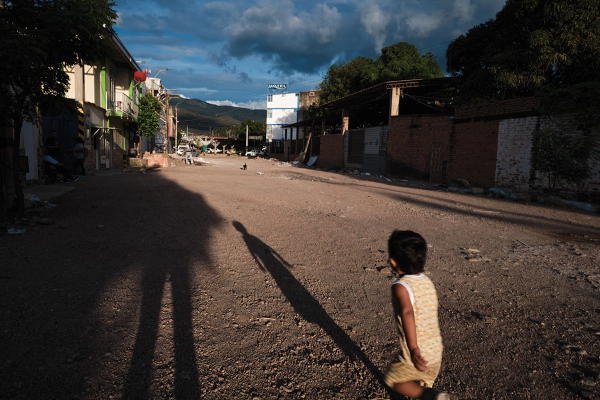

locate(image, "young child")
[[384, 230, 454, 400]]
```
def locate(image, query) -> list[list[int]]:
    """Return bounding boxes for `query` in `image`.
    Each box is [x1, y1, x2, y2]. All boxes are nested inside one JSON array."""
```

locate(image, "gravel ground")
[[1, 155, 599, 400]]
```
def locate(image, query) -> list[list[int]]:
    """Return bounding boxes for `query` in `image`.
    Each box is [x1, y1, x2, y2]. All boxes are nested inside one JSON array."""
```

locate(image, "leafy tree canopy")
[[137, 93, 162, 138], [446, 0, 600, 101], [318, 42, 444, 104], [0, 0, 118, 123]]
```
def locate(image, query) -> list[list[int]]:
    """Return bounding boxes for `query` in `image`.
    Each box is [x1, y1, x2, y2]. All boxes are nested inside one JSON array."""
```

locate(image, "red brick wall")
[[387, 115, 452, 180], [112, 149, 124, 170], [317, 134, 344, 169], [446, 119, 500, 187], [142, 152, 169, 168], [455, 97, 541, 119]]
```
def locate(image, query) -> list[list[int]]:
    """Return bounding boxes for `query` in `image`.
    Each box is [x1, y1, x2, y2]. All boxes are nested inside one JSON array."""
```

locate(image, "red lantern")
[[133, 71, 147, 82]]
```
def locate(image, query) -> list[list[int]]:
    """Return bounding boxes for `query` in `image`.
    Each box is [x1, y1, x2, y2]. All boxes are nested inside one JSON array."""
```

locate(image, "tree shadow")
[[288, 169, 600, 238], [232, 221, 390, 390], [0, 169, 223, 399]]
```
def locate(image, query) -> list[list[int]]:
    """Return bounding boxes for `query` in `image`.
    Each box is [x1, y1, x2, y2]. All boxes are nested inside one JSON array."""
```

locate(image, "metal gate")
[[344, 126, 388, 174], [362, 126, 388, 175], [429, 142, 444, 182], [344, 129, 364, 170]]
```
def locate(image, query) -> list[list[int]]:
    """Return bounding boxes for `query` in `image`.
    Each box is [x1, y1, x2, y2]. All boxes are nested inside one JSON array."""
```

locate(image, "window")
[[108, 70, 116, 110], [268, 111, 273, 118], [267, 95, 273, 102]]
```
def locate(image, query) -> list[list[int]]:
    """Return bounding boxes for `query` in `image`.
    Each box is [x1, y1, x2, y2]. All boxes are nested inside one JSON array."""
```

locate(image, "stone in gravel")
[[581, 378, 596, 387], [179, 371, 191, 380], [66, 352, 79, 363]]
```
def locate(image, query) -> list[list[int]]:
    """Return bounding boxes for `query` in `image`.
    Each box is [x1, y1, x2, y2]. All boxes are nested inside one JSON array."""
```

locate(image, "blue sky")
[[114, 0, 507, 109]]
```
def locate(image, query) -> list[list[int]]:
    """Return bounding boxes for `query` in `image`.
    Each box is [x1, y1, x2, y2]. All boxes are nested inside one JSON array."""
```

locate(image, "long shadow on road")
[[233, 221, 388, 389], [0, 170, 223, 400]]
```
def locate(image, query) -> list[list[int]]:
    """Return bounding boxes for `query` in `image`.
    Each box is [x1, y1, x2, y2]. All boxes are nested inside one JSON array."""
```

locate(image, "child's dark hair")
[[388, 230, 427, 274]]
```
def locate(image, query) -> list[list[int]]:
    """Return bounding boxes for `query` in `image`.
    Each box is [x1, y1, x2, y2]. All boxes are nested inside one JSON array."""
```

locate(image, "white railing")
[[106, 92, 138, 118]]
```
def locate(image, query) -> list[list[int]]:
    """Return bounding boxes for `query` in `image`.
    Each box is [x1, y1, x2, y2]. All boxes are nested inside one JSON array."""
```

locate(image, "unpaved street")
[[1, 156, 600, 400]]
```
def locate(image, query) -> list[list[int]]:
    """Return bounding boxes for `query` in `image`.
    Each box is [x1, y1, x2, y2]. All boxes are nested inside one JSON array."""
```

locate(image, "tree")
[[446, 0, 600, 101], [531, 82, 600, 191], [0, 0, 117, 215], [318, 42, 444, 104], [137, 93, 162, 138]]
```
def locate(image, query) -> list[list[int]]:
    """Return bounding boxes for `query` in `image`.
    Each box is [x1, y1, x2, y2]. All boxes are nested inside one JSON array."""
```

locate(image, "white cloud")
[[206, 100, 267, 110], [359, 2, 390, 53], [405, 13, 444, 37], [177, 87, 217, 93], [452, 0, 476, 23]]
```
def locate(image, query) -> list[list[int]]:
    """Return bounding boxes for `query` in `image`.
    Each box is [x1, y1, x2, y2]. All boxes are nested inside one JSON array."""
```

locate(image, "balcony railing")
[[107, 92, 139, 119]]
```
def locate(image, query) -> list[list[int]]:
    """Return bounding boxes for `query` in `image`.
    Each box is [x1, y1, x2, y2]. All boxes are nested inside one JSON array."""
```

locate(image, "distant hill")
[[173, 99, 265, 135]]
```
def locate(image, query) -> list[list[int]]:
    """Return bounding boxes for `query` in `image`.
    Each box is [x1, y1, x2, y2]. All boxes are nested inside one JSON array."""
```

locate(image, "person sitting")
[[43, 152, 78, 182]]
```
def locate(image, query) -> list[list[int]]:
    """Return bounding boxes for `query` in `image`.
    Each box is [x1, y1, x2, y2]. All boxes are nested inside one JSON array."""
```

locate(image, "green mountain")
[[173, 99, 266, 135]]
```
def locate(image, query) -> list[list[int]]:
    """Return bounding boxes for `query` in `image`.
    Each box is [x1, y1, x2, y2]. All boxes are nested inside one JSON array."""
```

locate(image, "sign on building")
[[268, 84, 287, 90], [248, 136, 263, 140]]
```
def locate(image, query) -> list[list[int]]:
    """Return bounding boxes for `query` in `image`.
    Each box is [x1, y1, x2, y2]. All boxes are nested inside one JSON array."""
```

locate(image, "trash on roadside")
[[548, 196, 597, 213], [256, 172, 264, 175], [26, 194, 42, 203], [306, 157, 318, 166], [488, 187, 514, 199], [7, 228, 26, 235], [517, 240, 531, 248]]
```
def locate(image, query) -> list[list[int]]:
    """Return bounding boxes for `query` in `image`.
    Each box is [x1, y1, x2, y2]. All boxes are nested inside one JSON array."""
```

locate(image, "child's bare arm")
[[393, 284, 428, 372]]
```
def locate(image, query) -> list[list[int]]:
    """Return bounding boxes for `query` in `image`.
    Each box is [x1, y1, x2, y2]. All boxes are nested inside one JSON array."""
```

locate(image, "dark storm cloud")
[[237, 72, 252, 84], [116, 0, 507, 76]]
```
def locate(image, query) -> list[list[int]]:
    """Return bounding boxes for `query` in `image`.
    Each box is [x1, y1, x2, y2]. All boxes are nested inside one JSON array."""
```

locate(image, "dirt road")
[[1, 156, 599, 400]]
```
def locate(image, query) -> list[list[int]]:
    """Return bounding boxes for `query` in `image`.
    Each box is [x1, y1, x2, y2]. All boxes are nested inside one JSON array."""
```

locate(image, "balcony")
[[107, 92, 139, 120]]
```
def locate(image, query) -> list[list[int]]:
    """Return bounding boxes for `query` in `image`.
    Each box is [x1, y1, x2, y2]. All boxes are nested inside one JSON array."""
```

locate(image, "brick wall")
[[112, 149, 124, 170], [496, 116, 600, 194], [495, 117, 538, 190], [84, 150, 96, 172], [387, 115, 452, 180], [142, 152, 169, 168], [455, 97, 541, 120], [446, 119, 500, 187], [317, 134, 344, 169]]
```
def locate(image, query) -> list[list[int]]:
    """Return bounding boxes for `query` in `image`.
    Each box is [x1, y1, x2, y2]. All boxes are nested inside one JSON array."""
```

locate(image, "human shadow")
[[232, 221, 387, 387], [0, 169, 223, 400]]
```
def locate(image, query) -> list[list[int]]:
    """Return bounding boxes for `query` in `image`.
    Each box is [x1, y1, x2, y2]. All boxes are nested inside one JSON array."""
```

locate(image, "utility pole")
[[165, 93, 170, 153], [175, 104, 178, 150], [245, 125, 249, 153]]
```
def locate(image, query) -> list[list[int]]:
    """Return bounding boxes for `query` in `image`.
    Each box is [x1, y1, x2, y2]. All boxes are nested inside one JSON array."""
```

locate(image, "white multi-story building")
[[266, 92, 299, 145]]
